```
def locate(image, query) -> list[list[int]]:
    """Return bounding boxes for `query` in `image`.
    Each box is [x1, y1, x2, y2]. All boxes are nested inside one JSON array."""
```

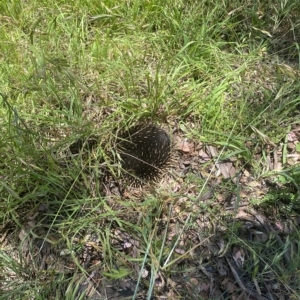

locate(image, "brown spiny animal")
[[117, 123, 172, 185]]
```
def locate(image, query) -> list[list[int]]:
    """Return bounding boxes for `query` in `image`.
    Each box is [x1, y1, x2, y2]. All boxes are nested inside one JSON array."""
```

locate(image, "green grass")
[[1, 0, 300, 299]]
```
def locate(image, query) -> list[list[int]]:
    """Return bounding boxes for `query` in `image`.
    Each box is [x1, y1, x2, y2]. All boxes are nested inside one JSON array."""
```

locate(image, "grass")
[[1, 0, 300, 299]]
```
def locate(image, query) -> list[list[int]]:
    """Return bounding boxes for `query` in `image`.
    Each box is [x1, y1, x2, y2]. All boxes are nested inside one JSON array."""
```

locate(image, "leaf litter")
[[2, 124, 300, 300]]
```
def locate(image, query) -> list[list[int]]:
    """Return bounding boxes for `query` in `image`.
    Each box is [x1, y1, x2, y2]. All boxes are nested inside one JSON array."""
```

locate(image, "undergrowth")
[[1, 0, 300, 299]]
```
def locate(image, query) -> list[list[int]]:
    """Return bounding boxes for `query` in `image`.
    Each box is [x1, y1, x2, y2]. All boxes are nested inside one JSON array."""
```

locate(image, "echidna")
[[117, 123, 172, 185]]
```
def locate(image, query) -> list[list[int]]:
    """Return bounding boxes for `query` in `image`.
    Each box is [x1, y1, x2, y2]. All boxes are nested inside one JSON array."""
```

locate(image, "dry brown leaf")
[[232, 247, 245, 267], [199, 149, 210, 161], [179, 139, 191, 152]]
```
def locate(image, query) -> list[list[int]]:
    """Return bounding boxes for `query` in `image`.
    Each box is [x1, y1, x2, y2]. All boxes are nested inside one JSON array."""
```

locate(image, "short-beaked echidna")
[[117, 123, 172, 185]]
